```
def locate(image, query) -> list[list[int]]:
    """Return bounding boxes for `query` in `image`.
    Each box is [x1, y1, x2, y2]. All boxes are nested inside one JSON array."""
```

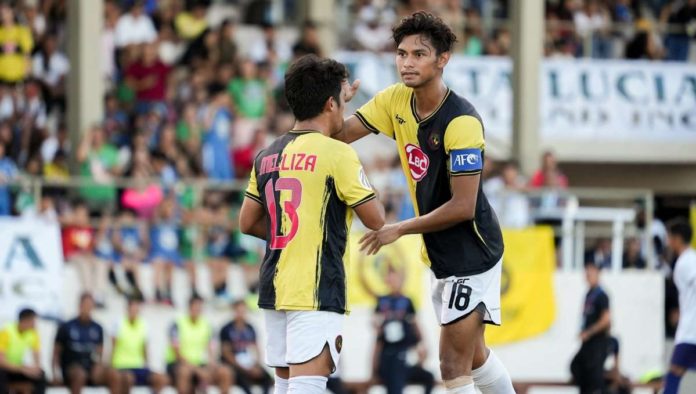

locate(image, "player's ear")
[[324, 96, 335, 113], [437, 51, 451, 69]]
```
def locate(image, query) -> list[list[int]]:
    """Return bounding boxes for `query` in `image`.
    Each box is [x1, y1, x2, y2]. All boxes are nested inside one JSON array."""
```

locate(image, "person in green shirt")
[[166, 296, 232, 393], [111, 298, 168, 393], [0, 308, 46, 394], [76, 124, 124, 210], [228, 59, 271, 120]]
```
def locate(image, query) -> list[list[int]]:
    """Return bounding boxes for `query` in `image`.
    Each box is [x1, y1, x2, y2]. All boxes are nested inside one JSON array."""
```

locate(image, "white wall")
[[23, 267, 664, 384]]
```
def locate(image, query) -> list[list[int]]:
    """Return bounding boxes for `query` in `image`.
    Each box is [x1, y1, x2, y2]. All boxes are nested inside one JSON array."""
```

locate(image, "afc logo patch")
[[450, 149, 483, 172], [405, 144, 429, 181], [335, 335, 343, 353]]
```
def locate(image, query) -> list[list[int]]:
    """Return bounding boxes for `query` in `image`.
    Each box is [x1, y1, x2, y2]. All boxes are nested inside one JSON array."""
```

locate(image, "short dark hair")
[[668, 218, 693, 245], [189, 294, 204, 307], [284, 54, 348, 121], [79, 292, 94, 304], [18, 308, 37, 321], [392, 11, 457, 55]]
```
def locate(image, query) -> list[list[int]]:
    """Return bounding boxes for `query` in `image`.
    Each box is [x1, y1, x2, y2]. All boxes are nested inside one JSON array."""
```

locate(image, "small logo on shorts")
[[335, 335, 343, 353]]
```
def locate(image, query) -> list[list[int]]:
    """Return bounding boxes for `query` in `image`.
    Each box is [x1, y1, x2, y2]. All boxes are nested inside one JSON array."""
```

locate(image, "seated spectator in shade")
[[292, 20, 322, 57], [31, 34, 69, 113], [202, 83, 234, 180], [484, 161, 531, 228], [114, 0, 157, 48], [52, 293, 118, 393], [0, 2, 33, 84], [623, 238, 647, 269], [0, 143, 18, 215], [585, 238, 613, 270], [0, 308, 46, 394], [529, 151, 568, 189], [111, 298, 168, 393], [125, 42, 171, 115], [220, 300, 273, 394], [62, 200, 107, 305], [661, 0, 696, 61]]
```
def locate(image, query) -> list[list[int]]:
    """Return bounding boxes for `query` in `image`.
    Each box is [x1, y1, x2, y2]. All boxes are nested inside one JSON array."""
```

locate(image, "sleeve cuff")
[[244, 192, 263, 204], [350, 193, 377, 208], [354, 112, 381, 135]]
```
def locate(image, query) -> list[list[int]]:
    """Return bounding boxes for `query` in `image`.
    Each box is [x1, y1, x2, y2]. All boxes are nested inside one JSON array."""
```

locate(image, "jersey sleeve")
[[355, 84, 398, 139], [0, 330, 8, 353], [444, 115, 485, 177], [244, 164, 262, 204], [334, 147, 376, 208]]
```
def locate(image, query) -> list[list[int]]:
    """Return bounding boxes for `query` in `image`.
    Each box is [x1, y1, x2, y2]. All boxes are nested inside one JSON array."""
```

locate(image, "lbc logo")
[[405, 144, 429, 181]]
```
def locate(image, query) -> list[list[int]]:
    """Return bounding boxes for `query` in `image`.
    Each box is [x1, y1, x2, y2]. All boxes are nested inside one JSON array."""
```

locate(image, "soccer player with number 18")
[[340, 11, 515, 394]]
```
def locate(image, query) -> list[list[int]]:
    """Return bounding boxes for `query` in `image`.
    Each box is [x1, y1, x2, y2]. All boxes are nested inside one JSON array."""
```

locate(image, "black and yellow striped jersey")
[[355, 83, 503, 278], [245, 130, 376, 313]]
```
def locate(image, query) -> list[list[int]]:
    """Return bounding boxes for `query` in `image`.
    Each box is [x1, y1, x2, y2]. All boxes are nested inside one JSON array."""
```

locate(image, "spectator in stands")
[[585, 238, 613, 270], [0, 308, 46, 394], [103, 93, 128, 147], [353, 5, 395, 52], [220, 300, 273, 394], [203, 190, 241, 303], [111, 208, 147, 300], [661, 0, 696, 61], [121, 157, 164, 220], [0, 142, 18, 215], [32, 34, 69, 114], [115, 0, 157, 48], [77, 124, 123, 210], [125, 42, 171, 115], [574, 0, 612, 58], [530, 150, 569, 189], [175, 2, 209, 41], [218, 19, 239, 64], [166, 296, 233, 394], [248, 22, 292, 64], [111, 297, 169, 393], [102, 0, 120, 81], [0, 2, 33, 84], [622, 237, 647, 269], [229, 59, 270, 121], [484, 161, 531, 228], [52, 293, 118, 394], [571, 262, 611, 394], [663, 218, 696, 394], [61, 200, 107, 306], [625, 20, 664, 59], [360, 264, 435, 394], [292, 20, 322, 57], [202, 83, 234, 180], [150, 195, 183, 306]]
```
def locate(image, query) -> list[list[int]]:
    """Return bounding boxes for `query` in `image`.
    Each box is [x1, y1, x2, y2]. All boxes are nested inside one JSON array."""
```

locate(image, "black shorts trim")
[[350, 193, 376, 208], [441, 302, 500, 327], [354, 112, 381, 135], [244, 192, 263, 204]]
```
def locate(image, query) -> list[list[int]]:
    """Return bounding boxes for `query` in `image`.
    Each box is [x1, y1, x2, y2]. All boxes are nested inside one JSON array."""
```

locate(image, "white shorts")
[[264, 310, 344, 370], [431, 258, 503, 326]]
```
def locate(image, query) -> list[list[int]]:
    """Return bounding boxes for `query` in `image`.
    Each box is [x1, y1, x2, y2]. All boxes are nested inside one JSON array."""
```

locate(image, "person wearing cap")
[[0, 308, 46, 393]]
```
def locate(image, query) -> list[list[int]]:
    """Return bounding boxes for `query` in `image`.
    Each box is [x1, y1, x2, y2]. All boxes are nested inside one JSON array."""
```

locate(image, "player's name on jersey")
[[259, 153, 318, 175]]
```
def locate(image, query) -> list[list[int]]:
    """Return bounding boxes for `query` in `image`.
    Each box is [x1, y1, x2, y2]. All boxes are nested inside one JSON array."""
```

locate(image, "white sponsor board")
[[0, 217, 64, 323], [337, 52, 696, 162]]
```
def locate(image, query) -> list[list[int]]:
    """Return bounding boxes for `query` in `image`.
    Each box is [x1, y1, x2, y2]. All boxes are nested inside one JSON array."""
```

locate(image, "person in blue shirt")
[[150, 196, 183, 306], [219, 300, 272, 394], [52, 293, 119, 393], [0, 143, 18, 216], [202, 83, 234, 181], [111, 209, 148, 300]]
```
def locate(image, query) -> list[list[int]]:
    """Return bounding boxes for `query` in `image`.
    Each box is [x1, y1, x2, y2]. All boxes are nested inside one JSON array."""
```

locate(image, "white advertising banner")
[[336, 52, 696, 162], [0, 217, 64, 323]]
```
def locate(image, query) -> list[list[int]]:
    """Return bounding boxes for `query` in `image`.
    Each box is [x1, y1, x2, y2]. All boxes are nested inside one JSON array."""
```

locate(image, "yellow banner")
[[485, 226, 557, 345], [348, 234, 427, 309]]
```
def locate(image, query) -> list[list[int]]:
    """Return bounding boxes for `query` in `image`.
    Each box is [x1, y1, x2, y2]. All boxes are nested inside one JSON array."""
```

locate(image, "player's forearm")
[[336, 116, 372, 144], [398, 199, 473, 235]]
